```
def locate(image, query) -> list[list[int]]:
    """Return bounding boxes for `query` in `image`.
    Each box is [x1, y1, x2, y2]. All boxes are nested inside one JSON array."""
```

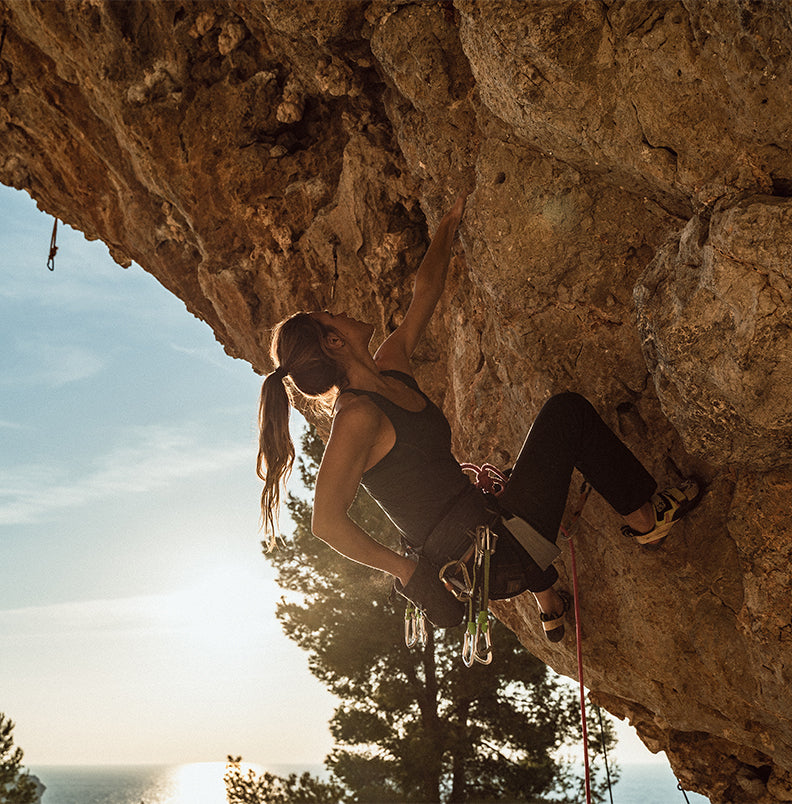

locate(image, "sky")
[[0, 182, 665, 770], [0, 184, 336, 767]]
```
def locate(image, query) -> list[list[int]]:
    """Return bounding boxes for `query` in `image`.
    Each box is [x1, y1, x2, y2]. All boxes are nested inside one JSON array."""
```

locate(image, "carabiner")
[[473, 612, 493, 665], [404, 604, 427, 648], [462, 612, 493, 666], [462, 621, 477, 667]]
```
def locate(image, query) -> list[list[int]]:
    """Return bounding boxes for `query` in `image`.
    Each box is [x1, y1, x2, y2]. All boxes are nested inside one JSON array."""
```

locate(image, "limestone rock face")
[[2, 2, 791, 800], [636, 196, 792, 470]]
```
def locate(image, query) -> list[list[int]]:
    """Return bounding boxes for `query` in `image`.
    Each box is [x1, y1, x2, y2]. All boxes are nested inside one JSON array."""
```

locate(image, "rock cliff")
[[2, 1, 791, 800]]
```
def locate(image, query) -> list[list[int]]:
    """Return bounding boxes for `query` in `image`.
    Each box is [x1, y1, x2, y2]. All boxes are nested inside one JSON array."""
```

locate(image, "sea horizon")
[[27, 759, 710, 803]]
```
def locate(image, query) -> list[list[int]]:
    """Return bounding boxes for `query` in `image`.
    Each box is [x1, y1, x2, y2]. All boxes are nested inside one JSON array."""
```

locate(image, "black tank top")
[[341, 370, 474, 546]]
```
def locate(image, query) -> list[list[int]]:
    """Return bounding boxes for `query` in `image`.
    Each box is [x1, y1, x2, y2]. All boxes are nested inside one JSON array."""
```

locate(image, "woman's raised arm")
[[375, 195, 466, 371]]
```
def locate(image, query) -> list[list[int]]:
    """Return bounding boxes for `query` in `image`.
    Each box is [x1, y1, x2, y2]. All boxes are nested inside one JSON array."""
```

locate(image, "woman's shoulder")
[[333, 390, 383, 422], [328, 394, 385, 455]]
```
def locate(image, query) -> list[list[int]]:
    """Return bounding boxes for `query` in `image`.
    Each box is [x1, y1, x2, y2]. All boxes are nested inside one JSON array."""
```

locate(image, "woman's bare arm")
[[375, 195, 466, 371], [312, 397, 415, 585]]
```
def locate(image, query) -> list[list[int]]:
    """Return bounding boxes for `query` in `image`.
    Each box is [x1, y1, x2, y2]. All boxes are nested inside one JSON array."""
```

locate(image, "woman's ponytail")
[[257, 368, 295, 550], [256, 313, 346, 549]]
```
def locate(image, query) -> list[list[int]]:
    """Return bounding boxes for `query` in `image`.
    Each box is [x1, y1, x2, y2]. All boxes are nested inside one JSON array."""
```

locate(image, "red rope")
[[559, 482, 592, 804], [567, 535, 591, 803], [464, 462, 594, 802]]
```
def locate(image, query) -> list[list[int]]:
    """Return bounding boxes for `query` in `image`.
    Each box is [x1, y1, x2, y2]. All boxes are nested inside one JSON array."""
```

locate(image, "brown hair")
[[257, 312, 346, 549]]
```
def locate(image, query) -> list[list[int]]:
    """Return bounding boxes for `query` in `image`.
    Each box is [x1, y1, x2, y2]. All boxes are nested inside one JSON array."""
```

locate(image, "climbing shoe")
[[539, 589, 571, 643], [621, 479, 702, 548]]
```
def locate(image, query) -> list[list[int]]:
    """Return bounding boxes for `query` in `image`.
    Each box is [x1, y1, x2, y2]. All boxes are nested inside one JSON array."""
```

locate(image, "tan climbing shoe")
[[622, 479, 702, 548]]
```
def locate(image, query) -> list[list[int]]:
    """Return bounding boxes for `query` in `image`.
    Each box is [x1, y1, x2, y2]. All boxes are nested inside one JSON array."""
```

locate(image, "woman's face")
[[311, 311, 375, 346]]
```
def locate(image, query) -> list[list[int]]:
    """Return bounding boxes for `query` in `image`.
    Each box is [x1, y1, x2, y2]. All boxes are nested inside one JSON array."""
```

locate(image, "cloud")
[[0, 418, 27, 430], [170, 342, 228, 369], [0, 594, 176, 640], [1, 340, 105, 387], [0, 423, 252, 526], [0, 564, 279, 644]]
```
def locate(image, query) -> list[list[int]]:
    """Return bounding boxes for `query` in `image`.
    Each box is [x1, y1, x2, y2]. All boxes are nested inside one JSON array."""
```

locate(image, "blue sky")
[[0, 184, 335, 766], [0, 182, 671, 772]]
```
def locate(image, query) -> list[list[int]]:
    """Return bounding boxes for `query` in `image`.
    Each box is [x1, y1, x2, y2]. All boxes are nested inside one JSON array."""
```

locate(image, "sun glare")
[[166, 762, 235, 803], [159, 564, 275, 647]]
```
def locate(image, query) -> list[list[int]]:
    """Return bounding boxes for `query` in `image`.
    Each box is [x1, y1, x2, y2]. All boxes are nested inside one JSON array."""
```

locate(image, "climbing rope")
[[46, 217, 58, 271], [677, 781, 691, 802], [558, 481, 593, 804]]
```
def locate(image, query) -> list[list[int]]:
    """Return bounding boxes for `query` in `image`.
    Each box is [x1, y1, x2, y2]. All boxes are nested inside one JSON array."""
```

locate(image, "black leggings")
[[492, 392, 657, 595]]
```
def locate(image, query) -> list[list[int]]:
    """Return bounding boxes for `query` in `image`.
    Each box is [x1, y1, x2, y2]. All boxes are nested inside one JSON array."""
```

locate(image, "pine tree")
[[261, 427, 618, 803], [0, 714, 39, 804]]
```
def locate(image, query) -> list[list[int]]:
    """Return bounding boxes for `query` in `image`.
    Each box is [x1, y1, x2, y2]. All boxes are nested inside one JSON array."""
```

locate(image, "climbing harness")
[[398, 465, 623, 804], [454, 463, 504, 667], [403, 462, 501, 666], [404, 601, 427, 648], [422, 463, 502, 666], [46, 217, 58, 271]]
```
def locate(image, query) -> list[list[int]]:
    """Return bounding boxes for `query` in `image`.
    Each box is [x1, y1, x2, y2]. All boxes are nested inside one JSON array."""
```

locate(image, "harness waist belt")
[[419, 488, 491, 566], [419, 487, 562, 573]]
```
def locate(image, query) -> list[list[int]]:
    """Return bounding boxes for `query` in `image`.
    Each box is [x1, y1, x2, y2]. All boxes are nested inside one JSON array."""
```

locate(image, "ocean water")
[[30, 761, 710, 803]]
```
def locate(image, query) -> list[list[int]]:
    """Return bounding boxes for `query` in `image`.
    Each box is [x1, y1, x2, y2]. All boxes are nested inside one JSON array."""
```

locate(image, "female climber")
[[256, 195, 700, 640]]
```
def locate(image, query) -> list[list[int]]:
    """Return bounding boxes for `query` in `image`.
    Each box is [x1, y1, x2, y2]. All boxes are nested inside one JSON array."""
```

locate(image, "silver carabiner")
[[405, 605, 427, 649], [415, 609, 427, 647], [405, 605, 417, 647], [462, 624, 477, 667], [473, 614, 493, 665]]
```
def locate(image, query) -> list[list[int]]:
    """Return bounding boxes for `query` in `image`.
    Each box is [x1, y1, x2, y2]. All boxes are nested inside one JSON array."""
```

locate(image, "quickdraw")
[[404, 601, 427, 649], [461, 526, 494, 667], [46, 217, 58, 271]]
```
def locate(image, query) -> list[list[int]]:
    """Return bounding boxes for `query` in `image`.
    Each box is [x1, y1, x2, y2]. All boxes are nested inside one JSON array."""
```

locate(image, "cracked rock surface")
[[1, 2, 791, 800]]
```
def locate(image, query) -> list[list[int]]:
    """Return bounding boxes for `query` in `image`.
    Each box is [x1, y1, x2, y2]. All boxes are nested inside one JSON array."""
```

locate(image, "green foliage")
[[247, 426, 619, 803], [224, 756, 344, 804], [0, 714, 39, 804]]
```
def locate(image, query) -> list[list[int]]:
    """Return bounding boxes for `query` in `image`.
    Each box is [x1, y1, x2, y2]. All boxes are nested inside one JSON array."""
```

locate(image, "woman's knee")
[[539, 391, 591, 422]]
